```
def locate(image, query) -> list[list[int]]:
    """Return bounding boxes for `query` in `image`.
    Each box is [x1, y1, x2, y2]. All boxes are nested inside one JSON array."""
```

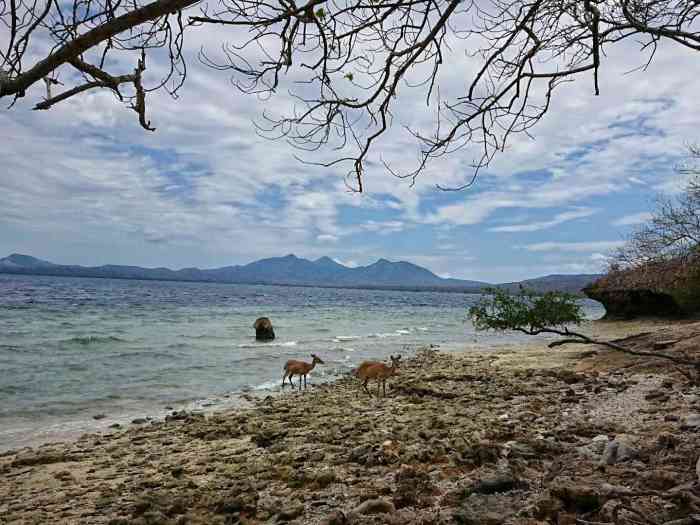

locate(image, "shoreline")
[[0, 270, 594, 296], [2, 319, 699, 524], [0, 317, 671, 455]]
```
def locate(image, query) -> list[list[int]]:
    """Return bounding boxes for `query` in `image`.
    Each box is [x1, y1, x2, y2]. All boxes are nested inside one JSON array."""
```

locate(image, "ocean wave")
[[251, 380, 281, 391], [367, 332, 401, 339], [61, 335, 127, 345], [333, 335, 359, 342], [106, 350, 176, 360], [179, 334, 230, 340], [166, 342, 191, 350], [395, 329, 412, 335], [237, 341, 298, 348], [0, 384, 28, 395]]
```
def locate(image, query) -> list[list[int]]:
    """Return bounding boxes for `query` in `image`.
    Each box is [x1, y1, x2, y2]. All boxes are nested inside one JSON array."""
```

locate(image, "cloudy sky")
[[1, 15, 698, 283]]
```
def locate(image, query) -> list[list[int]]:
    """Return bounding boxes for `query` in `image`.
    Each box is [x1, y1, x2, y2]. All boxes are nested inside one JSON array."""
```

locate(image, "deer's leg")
[[299, 375, 302, 391], [289, 374, 295, 388], [382, 379, 386, 397], [281, 371, 287, 388], [304, 374, 307, 389], [363, 379, 371, 397]]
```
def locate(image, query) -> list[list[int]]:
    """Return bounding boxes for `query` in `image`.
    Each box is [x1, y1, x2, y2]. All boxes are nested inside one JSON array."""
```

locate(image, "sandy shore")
[[1, 319, 699, 524]]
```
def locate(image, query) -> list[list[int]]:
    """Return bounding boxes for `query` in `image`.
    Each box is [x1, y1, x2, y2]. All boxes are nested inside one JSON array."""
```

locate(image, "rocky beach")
[[1, 319, 700, 525]]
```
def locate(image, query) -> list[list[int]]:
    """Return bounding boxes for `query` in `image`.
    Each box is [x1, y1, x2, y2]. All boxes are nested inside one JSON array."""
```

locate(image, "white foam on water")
[[334, 335, 359, 341], [237, 341, 298, 348], [252, 380, 281, 391]]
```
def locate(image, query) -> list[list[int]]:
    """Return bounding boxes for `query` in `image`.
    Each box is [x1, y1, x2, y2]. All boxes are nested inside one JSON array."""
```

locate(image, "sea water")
[[0, 273, 604, 450]]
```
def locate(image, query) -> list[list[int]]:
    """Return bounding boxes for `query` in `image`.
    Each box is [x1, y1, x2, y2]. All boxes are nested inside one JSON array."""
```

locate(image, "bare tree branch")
[[2, 0, 700, 190]]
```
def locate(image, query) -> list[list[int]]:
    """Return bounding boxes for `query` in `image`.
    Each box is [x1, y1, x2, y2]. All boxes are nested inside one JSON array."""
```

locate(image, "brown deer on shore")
[[354, 355, 401, 397], [282, 354, 324, 391]]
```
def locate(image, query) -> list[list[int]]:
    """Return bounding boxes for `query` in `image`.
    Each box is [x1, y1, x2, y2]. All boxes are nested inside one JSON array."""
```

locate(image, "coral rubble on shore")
[[1, 322, 700, 524]]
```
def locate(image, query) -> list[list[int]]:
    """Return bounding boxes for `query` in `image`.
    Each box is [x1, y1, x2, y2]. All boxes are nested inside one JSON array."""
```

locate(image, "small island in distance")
[[0, 253, 600, 294]]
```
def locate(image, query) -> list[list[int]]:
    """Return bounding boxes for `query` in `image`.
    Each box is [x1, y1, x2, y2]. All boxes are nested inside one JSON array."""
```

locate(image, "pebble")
[[601, 436, 638, 465], [681, 413, 700, 430], [351, 498, 395, 516]]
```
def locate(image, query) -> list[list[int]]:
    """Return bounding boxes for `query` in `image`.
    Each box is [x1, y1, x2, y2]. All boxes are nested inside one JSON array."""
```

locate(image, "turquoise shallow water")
[[0, 273, 604, 450]]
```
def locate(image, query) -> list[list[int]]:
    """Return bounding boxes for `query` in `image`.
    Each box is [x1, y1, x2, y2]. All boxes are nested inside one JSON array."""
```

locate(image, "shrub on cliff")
[[613, 145, 700, 268]]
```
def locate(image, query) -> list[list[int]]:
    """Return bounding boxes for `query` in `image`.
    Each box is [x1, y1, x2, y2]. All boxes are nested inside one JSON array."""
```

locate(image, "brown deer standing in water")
[[282, 354, 324, 391], [354, 354, 401, 397]]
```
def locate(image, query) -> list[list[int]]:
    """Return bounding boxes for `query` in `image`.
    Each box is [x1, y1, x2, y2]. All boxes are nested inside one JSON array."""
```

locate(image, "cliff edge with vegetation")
[[584, 257, 700, 319]]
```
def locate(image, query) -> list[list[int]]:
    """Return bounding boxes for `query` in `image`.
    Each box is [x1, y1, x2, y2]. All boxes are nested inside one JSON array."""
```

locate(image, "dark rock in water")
[[108, 423, 121, 429], [131, 418, 148, 425], [166, 410, 189, 422], [92, 414, 107, 420], [254, 316, 275, 340]]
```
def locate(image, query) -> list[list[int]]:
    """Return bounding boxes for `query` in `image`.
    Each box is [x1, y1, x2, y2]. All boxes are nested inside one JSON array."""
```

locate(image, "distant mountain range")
[[0, 253, 600, 294]]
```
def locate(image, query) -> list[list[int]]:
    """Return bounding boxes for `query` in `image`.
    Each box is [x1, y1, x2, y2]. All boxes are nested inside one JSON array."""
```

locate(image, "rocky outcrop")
[[254, 317, 275, 340], [584, 257, 700, 319]]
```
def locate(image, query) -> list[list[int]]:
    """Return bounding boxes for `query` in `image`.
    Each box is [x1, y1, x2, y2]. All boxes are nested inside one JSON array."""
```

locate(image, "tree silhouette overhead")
[[2, 0, 699, 190]]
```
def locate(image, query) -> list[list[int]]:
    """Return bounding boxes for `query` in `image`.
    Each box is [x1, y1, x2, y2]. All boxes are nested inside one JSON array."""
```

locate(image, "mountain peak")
[[314, 256, 344, 267], [0, 254, 56, 268]]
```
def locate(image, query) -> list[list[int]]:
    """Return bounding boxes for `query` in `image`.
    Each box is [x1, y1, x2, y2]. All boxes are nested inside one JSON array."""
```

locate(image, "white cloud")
[[317, 234, 339, 243], [523, 241, 626, 253], [612, 212, 653, 227], [490, 208, 597, 233]]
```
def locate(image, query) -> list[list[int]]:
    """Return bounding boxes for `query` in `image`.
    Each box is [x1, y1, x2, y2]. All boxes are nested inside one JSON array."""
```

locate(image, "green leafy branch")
[[469, 288, 700, 370]]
